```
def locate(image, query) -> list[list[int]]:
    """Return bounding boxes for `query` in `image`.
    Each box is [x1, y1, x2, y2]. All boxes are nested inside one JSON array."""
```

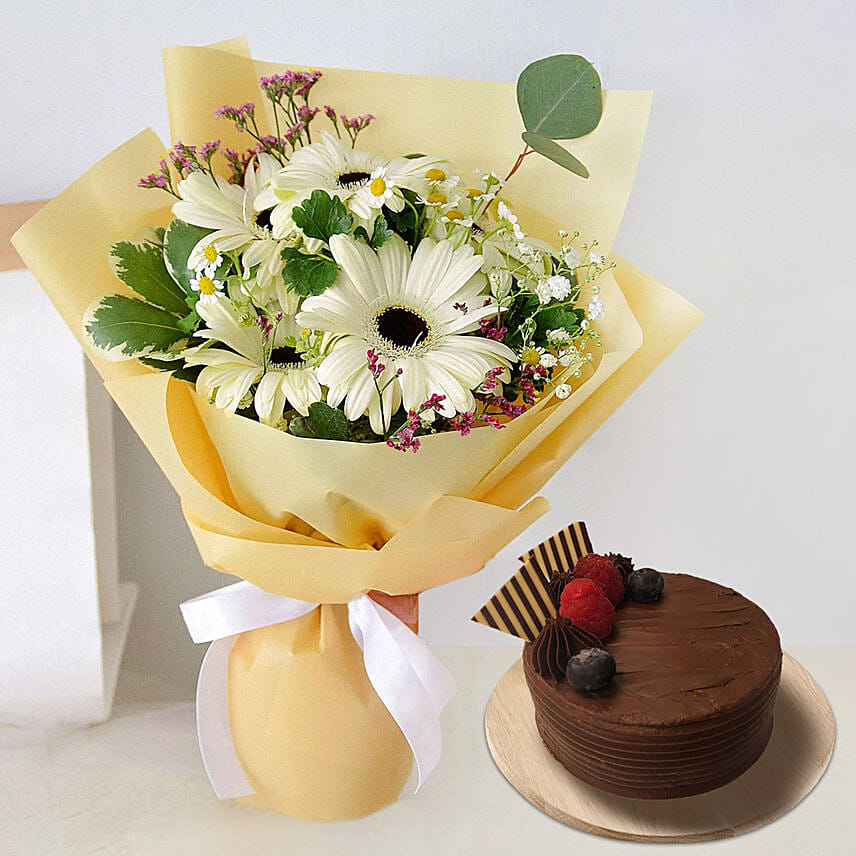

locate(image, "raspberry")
[[573, 553, 625, 605], [559, 578, 615, 640]]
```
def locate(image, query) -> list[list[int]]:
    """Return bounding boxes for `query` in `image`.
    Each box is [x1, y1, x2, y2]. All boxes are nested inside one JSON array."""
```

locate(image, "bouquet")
[[13, 37, 701, 820]]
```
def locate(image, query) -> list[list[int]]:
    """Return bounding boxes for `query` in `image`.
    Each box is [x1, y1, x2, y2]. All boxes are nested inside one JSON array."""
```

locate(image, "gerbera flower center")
[[268, 345, 303, 370], [376, 306, 430, 350], [254, 208, 273, 230], [337, 171, 371, 190]]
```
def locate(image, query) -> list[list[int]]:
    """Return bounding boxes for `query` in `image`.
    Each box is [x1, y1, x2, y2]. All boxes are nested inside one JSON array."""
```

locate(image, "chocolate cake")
[[523, 573, 782, 799]]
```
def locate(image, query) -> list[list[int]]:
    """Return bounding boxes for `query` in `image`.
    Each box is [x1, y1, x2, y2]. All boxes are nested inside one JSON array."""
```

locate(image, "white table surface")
[[0, 647, 849, 856]]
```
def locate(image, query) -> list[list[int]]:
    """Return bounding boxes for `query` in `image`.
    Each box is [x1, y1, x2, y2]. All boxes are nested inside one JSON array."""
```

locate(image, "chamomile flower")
[[357, 166, 397, 210], [418, 189, 458, 208], [200, 245, 223, 268], [190, 270, 224, 304], [269, 130, 448, 221], [440, 209, 473, 227], [296, 234, 516, 433]]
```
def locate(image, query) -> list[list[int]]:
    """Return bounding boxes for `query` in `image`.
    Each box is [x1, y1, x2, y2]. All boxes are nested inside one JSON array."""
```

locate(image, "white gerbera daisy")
[[184, 295, 321, 423], [172, 154, 291, 303], [296, 234, 516, 433], [270, 131, 449, 221]]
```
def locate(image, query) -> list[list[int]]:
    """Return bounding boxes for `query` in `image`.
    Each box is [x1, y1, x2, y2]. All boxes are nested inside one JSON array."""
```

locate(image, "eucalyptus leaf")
[[84, 294, 186, 358], [163, 219, 213, 292], [291, 190, 353, 243], [281, 247, 339, 296], [517, 54, 602, 140], [109, 240, 188, 314], [521, 131, 589, 179]]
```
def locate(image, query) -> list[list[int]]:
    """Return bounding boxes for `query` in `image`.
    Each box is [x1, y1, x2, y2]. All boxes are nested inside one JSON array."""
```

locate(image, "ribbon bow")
[[180, 581, 457, 799]]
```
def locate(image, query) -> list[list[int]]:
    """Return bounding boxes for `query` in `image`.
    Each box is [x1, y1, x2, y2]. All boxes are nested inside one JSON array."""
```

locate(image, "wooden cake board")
[[484, 652, 835, 843]]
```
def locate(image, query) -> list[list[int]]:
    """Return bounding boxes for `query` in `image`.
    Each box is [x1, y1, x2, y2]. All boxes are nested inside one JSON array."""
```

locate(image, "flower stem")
[[504, 145, 534, 182]]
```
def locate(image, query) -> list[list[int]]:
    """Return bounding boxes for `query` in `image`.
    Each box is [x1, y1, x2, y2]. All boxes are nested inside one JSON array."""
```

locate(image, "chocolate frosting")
[[523, 573, 782, 799], [530, 617, 603, 680], [547, 572, 575, 609]]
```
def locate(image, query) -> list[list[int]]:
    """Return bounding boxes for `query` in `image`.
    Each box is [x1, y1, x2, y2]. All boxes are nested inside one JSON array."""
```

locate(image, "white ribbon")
[[179, 581, 457, 800]]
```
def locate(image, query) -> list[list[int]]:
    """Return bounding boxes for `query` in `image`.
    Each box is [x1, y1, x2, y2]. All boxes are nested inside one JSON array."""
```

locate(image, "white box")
[[0, 268, 136, 725]]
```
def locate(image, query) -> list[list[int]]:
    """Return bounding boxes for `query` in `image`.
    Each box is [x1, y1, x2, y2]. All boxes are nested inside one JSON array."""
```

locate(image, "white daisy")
[[296, 234, 516, 433], [184, 295, 322, 423], [189, 270, 224, 304], [356, 166, 397, 211], [270, 130, 449, 221], [172, 154, 291, 303], [199, 245, 224, 268]]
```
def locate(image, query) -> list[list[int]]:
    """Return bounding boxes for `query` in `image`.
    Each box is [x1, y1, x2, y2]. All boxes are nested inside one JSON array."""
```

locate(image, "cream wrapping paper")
[[12, 37, 702, 820], [180, 582, 457, 799]]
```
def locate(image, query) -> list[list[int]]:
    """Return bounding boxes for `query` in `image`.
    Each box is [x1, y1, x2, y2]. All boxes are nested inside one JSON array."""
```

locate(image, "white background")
[[2, 1, 854, 698]]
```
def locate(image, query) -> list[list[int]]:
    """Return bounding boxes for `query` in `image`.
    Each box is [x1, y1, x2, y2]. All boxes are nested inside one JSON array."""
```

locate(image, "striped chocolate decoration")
[[471, 522, 593, 641], [520, 520, 592, 580]]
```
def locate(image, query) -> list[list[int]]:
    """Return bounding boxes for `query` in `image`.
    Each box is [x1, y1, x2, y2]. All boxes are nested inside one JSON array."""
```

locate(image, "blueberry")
[[626, 568, 664, 603], [565, 647, 616, 692]]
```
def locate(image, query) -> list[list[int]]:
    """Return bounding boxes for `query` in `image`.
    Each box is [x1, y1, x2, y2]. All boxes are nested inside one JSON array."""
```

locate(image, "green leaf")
[[521, 131, 589, 179], [517, 54, 602, 140], [85, 294, 186, 358], [383, 189, 420, 247], [281, 247, 339, 296], [138, 356, 184, 371], [177, 309, 202, 334], [403, 153, 426, 159], [369, 214, 393, 247], [291, 190, 353, 243], [109, 240, 188, 315], [289, 401, 351, 440], [534, 304, 585, 339], [139, 357, 203, 384], [355, 215, 393, 248], [163, 219, 213, 292]]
